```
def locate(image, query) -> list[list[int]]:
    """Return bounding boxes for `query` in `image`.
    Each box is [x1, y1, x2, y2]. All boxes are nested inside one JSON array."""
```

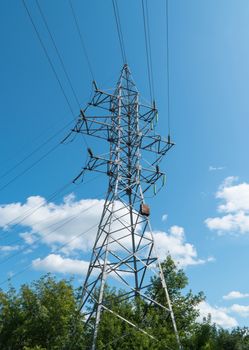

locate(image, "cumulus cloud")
[[32, 254, 90, 275], [0, 195, 209, 274], [223, 291, 249, 300], [230, 304, 249, 318], [197, 301, 238, 328], [153, 225, 213, 267], [0, 194, 105, 254], [0, 195, 144, 256], [205, 176, 249, 234]]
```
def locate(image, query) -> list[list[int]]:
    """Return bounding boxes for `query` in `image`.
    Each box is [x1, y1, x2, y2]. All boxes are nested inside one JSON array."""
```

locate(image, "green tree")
[[189, 316, 249, 350], [216, 327, 249, 350], [147, 256, 205, 348], [2, 257, 248, 350], [188, 315, 218, 350], [0, 274, 85, 350]]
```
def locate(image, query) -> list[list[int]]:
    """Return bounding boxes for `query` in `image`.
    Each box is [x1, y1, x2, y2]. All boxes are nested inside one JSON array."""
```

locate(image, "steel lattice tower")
[[70, 65, 181, 349]]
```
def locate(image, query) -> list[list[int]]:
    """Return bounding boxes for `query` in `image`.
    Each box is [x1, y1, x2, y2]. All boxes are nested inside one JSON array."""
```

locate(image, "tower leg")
[[91, 250, 109, 350]]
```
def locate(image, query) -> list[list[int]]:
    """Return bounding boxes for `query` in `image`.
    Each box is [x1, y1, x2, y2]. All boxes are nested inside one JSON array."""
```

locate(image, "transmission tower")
[[69, 64, 181, 349]]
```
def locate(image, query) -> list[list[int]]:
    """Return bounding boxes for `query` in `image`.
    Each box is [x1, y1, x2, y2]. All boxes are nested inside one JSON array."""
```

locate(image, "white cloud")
[[205, 212, 249, 234], [0, 195, 144, 256], [221, 176, 238, 188], [217, 182, 249, 213], [153, 225, 213, 267], [205, 176, 249, 234], [223, 291, 249, 300], [162, 214, 168, 222], [209, 166, 225, 171], [197, 301, 238, 328], [0, 245, 19, 252], [230, 304, 249, 318], [32, 224, 209, 274], [0, 195, 209, 273], [0, 194, 105, 254], [32, 254, 126, 281], [32, 254, 90, 275]]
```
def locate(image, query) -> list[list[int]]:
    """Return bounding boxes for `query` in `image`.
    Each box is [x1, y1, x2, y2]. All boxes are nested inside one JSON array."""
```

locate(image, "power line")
[[115, 0, 127, 63], [141, 0, 154, 104], [1, 118, 69, 172], [68, 0, 95, 81], [36, 0, 81, 109], [22, 0, 75, 117], [2, 1, 96, 190], [112, 0, 127, 64], [0, 139, 61, 194], [0, 119, 73, 181], [145, 0, 155, 101], [166, 0, 171, 137], [22, 0, 89, 147]]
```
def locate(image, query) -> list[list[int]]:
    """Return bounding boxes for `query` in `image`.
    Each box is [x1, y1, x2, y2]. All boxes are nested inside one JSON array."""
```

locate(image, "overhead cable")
[[0, 119, 73, 182], [141, 0, 154, 104], [69, 0, 95, 81], [36, 0, 81, 109], [23, 0, 89, 147], [145, 0, 155, 101], [0, 142, 60, 194], [112, 0, 127, 65], [22, 0, 75, 118], [165, 0, 171, 137], [0, 118, 75, 194]]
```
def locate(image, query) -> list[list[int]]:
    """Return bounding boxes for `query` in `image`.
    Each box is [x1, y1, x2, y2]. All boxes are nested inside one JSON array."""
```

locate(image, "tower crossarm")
[[89, 85, 117, 111], [84, 154, 112, 174], [141, 135, 174, 156], [65, 84, 121, 142], [71, 110, 113, 142], [72, 149, 119, 184], [139, 167, 166, 194]]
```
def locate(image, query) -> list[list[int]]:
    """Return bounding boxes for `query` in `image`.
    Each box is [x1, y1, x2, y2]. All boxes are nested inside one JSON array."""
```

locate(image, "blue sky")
[[1, 0, 249, 328]]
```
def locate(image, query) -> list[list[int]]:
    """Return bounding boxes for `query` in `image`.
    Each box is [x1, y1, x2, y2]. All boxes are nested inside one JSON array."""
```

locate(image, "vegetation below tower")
[[0, 257, 248, 350]]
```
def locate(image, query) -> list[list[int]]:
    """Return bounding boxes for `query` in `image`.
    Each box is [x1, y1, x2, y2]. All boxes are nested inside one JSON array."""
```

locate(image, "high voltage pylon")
[[68, 64, 181, 349]]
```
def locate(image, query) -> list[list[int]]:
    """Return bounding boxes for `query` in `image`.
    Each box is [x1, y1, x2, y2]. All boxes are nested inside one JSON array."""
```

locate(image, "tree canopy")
[[0, 256, 248, 350]]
